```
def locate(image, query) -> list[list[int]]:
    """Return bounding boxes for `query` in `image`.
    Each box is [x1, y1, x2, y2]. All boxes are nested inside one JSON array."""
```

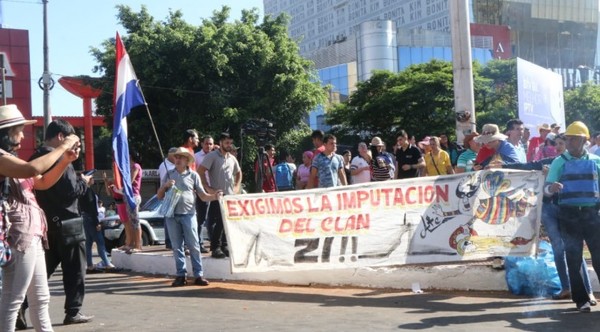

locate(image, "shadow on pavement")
[[44, 271, 600, 331]]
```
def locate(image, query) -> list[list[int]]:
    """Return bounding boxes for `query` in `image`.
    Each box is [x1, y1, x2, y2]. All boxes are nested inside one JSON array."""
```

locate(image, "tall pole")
[[0, 54, 6, 105], [41, 0, 53, 137], [449, 0, 476, 145]]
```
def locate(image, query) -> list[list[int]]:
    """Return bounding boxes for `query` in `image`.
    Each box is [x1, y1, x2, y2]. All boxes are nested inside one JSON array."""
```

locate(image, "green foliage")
[[275, 123, 313, 161], [91, 5, 326, 172], [475, 59, 518, 127], [564, 82, 600, 133], [327, 60, 461, 144], [326, 59, 521, 143]]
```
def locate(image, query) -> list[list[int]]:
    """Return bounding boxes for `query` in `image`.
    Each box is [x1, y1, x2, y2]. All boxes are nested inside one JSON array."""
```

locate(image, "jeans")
[[542, 203, 592, 293], [163, 217, 172, 249], [83, 213, 111, 267], [165, 213, 204, 277], [558, 205, 600, 305], [0, 237, 53, 331]]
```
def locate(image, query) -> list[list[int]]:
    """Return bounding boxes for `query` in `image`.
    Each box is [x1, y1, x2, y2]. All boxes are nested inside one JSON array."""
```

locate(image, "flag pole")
[[138, 90, 165, 161]]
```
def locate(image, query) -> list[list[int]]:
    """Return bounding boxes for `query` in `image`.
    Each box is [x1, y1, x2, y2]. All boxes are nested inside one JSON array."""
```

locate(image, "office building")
[[264, 0, 600, 129]]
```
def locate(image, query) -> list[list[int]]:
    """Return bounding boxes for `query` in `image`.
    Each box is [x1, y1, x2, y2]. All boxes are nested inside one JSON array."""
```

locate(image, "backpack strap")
[[429, 153, 441, 175]]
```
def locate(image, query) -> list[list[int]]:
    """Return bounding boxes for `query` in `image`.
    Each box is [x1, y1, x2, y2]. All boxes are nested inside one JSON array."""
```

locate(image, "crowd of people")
[[2, 101, 600, 332], [250, 121, 600, 314]]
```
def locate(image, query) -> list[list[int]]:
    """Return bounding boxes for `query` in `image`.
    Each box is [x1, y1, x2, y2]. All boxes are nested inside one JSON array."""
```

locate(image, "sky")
[[1, 0, 264, 117]]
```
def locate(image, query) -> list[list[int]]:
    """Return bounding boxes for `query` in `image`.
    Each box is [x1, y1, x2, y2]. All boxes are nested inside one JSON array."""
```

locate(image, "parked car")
[[101, 195, 165, 252]]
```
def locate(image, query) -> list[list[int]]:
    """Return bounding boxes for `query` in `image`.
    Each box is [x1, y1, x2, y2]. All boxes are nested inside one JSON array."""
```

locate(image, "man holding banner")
[[158, 148, 221, 287], [546, 121, 600, 313], [198, 133, 242, 259]]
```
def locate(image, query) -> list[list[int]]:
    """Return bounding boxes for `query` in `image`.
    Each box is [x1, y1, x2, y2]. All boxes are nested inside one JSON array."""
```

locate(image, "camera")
[[242, 119, 276, 147]]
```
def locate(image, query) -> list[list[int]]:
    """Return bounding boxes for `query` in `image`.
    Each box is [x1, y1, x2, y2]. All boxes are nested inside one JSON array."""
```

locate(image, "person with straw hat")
[[157, 147, 222, 287], [475, 123, 520, 168], [369, 136, 395, 181], [0, 104, 82, 330], [527, 123, 552, 162]]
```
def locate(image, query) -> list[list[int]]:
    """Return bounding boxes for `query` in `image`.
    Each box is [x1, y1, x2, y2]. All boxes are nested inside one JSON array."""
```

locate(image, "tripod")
[[255, 147, 278, 193]]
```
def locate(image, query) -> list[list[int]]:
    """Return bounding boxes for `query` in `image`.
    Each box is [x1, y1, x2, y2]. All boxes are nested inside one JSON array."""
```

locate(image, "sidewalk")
[[110, 246, 600, 292]]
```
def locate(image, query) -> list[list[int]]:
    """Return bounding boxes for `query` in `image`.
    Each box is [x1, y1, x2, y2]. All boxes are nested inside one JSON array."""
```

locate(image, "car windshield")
[[141, 195, 161, 212]]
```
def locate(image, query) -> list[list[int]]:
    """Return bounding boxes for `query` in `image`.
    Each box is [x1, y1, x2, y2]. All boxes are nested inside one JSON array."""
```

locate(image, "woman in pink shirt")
[[0, 104, 80, 331], [296, 151, 313, 189]]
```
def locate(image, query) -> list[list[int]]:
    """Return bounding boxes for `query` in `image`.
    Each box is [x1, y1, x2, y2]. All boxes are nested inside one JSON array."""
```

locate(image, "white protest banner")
[[517, 57, 566, 133], [221, 170, 543, 273]]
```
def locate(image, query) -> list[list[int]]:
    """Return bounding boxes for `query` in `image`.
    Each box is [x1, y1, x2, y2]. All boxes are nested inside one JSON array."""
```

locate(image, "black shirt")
[[395, 144, 422, 179], [29, 146, 88, 221]]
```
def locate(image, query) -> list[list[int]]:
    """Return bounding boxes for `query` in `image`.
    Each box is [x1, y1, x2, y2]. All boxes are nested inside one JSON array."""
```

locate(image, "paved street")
[[33, 270, 599, 331]]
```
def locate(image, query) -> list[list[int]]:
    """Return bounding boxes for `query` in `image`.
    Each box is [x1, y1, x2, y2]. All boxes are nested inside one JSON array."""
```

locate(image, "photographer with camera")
[[24, 119, 94, 327]]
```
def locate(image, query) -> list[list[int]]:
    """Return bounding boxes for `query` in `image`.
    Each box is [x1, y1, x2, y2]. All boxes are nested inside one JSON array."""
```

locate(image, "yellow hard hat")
[[564, 121, 590, 139]]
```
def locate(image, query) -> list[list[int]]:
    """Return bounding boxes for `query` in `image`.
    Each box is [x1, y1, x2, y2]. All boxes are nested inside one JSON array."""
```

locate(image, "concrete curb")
[[111, 249, 523, 291]]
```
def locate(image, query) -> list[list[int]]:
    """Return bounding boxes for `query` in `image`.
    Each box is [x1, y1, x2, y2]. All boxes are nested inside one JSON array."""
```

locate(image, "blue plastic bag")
[[504, 241, 561, 297]]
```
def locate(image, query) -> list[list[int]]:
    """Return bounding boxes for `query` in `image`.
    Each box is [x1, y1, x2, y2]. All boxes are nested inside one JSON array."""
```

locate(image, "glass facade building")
[[264, 0, 600, 129], [265, 0, 600, 75]]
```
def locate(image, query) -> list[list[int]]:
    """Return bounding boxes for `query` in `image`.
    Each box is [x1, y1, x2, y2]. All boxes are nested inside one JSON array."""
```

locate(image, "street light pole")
[[40, 0, 53, 137], [449, 0, 476, 145]]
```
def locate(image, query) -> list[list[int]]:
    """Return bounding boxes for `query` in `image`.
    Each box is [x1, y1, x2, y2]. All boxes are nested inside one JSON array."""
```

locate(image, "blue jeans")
[[542, 203, 592, 293], [558, 205, 600, 305], [166, 213, 204, 277], [83, 213, 111, 267], [163, 217, 172, 248]]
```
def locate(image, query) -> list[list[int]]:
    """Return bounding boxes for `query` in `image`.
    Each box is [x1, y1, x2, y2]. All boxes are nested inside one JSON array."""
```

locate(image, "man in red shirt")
[[180, 129, 200, 171], [255, 144, 276, 192], [527, 123, 551, 162]]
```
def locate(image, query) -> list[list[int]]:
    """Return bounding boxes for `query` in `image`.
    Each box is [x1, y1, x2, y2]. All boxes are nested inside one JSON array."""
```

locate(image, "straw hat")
[[172, 147, 195, 166], [0, 104, 37, 130], [418, 136, 431, 149], [370, 136, 384, 147], [537, 123, 551, 132], [475, 124, 507, 144]]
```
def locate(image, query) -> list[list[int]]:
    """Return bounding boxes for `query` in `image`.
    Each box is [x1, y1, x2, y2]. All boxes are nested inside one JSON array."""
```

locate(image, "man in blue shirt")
[[307, 134, 347, 188], [475, 123, 520, 167], [546, 121, 600, 313], [505, 119, 527, 163]]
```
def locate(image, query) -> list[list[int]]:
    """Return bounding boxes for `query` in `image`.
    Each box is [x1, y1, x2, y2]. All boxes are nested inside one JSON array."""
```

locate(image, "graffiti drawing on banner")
[[415, 171, 540, 257]]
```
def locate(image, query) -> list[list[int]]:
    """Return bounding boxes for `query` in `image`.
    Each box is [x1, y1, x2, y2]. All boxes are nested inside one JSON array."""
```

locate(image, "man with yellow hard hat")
[[546, 121, 600, 313]]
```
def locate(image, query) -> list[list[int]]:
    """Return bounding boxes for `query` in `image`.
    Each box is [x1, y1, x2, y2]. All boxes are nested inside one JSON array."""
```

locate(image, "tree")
[[564, 82, 600, 132], [327, 60, 484, 144], [90, 5, 326, 171], [476, 59, 518, 126], [325, 59, 522, 144]]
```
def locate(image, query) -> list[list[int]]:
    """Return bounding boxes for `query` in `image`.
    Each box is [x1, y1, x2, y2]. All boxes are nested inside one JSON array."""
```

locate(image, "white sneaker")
[[95, 262, 115, 270], [578, 301, 591, 313]]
